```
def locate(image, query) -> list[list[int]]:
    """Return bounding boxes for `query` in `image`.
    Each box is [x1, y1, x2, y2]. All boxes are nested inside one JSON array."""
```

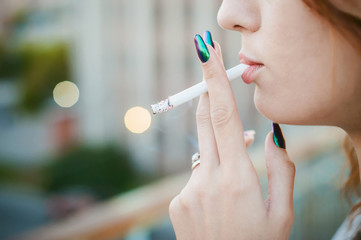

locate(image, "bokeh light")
[[53, 81, 80, 108], [124, 106, 152, 134]]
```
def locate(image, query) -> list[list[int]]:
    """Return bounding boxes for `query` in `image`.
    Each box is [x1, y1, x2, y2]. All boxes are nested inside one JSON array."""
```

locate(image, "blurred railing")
[[16, 127, 347, 240], [14, 173, 187, 240]]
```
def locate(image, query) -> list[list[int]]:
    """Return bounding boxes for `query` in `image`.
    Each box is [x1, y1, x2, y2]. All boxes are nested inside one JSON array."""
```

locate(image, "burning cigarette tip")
[[151, 98, 173, 115]]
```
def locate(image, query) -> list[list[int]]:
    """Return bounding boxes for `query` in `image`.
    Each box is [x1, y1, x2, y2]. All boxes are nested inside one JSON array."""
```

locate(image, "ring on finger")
[[191, 152, 201, 170]]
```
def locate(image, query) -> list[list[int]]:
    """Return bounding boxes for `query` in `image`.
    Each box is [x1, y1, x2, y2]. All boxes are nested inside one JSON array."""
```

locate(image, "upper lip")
[[239, 53, 263, 66]]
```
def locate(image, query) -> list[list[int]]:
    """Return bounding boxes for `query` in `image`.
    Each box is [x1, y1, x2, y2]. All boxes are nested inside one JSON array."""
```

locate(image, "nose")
[[217, 0, 261, 33]]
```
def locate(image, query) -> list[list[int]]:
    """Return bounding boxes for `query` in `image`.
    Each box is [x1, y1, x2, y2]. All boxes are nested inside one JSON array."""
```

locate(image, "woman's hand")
[[169, 33, 296, 240]]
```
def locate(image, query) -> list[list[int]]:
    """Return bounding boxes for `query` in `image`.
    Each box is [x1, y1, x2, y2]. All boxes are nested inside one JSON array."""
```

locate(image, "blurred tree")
[[0, 9, 32, 80], [0, 9, 71, 113], [42, 145, 151, 199], [18, 43, 70, 113], [0, 40, 23, 79], [0, 41, 71, 113], [0, 162, 22, 184]]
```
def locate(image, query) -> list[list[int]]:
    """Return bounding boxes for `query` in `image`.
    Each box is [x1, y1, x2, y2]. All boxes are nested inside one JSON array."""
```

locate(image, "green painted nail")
[[204, 30, 215, 48], [194, 34, 210, 63], [272, 123, 286, 149]]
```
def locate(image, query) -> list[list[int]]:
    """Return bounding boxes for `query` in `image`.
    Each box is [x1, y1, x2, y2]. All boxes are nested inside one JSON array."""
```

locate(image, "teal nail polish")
[[194, 34, 210, 63], [272, 123, 286, 149], [204, 30, 215, 48]]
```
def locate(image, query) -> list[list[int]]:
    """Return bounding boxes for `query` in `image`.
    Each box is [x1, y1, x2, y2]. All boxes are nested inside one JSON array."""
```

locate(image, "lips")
[[239, 53, 264, 84]]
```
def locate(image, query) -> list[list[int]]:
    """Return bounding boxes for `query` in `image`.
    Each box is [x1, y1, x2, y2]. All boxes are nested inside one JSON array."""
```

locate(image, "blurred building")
[[0, 0, 267, 173]]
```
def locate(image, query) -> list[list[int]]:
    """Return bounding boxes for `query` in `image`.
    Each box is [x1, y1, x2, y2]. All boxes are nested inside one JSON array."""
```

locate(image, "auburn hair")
[[302, 0, 361, 230]]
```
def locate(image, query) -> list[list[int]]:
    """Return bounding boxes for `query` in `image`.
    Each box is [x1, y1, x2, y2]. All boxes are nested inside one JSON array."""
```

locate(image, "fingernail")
[[194, 34, 209, 63], [272, 123, 286, 149], [204, 30, 215, 48]]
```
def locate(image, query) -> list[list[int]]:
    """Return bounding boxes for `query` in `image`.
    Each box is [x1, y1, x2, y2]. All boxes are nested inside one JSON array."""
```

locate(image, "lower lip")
[[241, 65, 264, 84]]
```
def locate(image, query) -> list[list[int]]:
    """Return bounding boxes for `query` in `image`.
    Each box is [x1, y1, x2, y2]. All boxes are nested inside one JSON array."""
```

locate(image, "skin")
[[169, 0, 361, 239]]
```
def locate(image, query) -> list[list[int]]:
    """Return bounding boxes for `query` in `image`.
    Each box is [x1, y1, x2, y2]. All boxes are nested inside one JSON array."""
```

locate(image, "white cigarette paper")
[[151, 63, 250, 115]]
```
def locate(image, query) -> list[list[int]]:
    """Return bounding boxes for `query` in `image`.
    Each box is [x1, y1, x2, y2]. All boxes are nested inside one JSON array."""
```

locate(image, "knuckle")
[[238, 179, 254, 195], [196, 108, 210, 125], [203, 64, 219, 80], [176, 187, 198, 211], [169, 187, 193, 215], [177, 194, 190, 211], [220, 178, 234, 192], [210, 105, 234, 128], [169, 196, 179, 216], [196, 187, 209, 202], [219, 176, 249, 197]]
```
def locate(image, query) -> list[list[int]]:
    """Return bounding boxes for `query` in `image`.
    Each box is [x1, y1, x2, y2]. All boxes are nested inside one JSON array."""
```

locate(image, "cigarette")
[[151, 63, 250, 115]]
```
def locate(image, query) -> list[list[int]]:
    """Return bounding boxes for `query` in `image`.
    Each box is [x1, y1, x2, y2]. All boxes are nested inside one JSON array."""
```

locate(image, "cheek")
[[254, 56, 336, 124], [262, 1, 334, 72], [253, 1, 336, 124]]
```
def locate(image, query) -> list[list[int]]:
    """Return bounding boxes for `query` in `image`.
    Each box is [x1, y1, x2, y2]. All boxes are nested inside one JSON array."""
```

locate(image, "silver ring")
[[191, 152, 200, 170], [192, 152, 200, 163]]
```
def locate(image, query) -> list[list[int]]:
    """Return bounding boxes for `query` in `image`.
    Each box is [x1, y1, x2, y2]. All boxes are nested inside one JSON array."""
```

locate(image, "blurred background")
[[0, 0, 354, 239]]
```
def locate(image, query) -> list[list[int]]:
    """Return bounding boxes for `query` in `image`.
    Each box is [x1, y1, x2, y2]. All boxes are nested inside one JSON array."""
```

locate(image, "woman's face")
[[217, 0, 361, 129]]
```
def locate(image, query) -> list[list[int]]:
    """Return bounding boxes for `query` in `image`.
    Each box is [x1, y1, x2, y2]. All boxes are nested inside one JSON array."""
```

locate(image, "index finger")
[[194, 35, 249, 166]]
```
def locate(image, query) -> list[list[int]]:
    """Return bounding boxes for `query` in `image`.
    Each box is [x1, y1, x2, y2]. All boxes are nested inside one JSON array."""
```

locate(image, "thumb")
[[265, 123, 296, 220]]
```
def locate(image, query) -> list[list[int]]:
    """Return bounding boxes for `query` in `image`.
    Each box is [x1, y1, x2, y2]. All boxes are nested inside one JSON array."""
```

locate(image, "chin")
[[254, 98, 283, 123], [254, 90, 279, 121], [253, 89, 314, 125]]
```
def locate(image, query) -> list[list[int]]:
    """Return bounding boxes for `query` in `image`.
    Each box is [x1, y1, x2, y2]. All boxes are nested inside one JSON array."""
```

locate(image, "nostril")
[[234, 22, 260, 33], [233, 25, 250, 33], [233, 25, 245, 30]]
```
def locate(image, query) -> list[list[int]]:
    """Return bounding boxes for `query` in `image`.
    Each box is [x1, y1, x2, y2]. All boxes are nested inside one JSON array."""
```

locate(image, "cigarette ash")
[[151, 98, 173, 115]]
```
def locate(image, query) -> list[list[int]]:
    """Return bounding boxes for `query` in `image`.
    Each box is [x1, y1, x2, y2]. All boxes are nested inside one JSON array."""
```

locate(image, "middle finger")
[[196, 92, 220, 171]]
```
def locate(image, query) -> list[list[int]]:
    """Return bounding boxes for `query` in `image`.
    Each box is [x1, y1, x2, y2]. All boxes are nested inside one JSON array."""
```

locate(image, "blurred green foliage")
[[0, 145, 154, 199], [18, 43, 70, 113], [0, 9, 70, 113], [0, 163, 22, 184], [0, 41, 70, 113], [0, 40, 23, 79], [42, 145, 152, 199]]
